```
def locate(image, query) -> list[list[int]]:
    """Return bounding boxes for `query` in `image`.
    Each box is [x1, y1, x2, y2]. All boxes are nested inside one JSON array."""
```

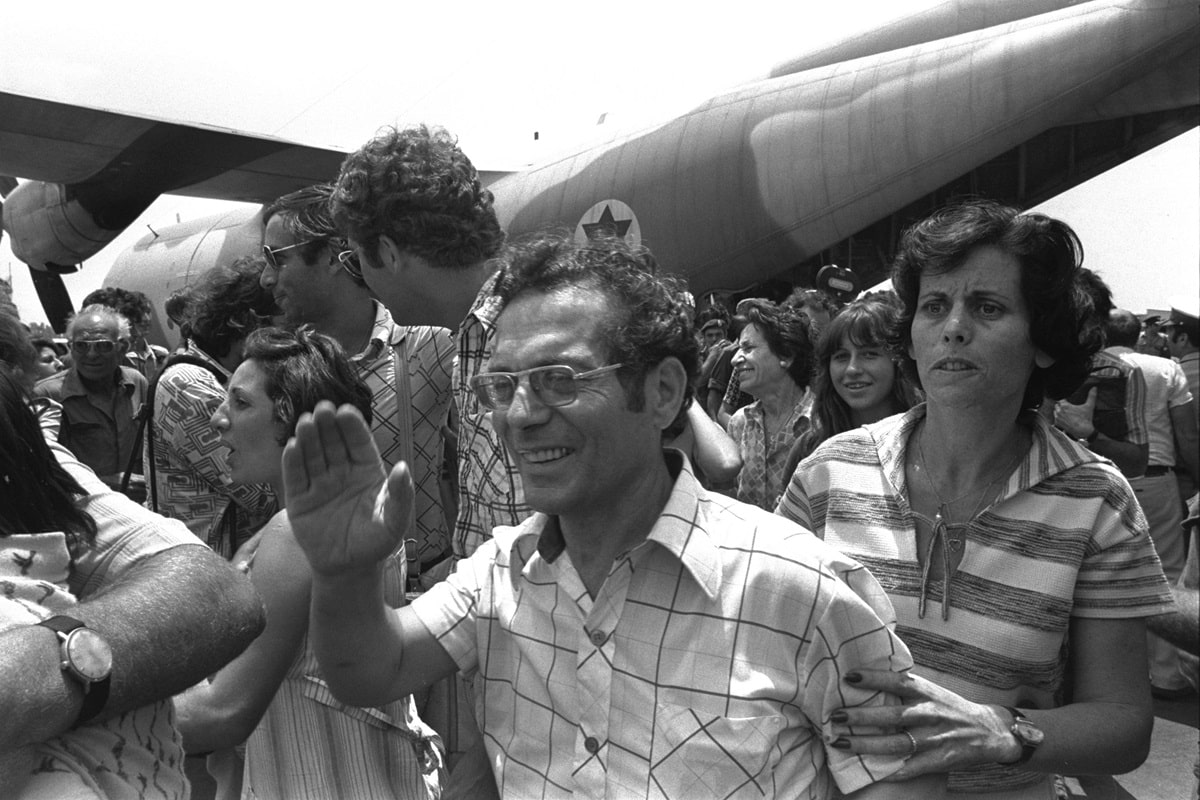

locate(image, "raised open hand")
[[283, 401, 413, 577]]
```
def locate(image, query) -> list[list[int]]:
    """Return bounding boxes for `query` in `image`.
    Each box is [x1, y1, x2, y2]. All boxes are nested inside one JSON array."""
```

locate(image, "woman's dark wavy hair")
[[183, 256, 278, 358], [331, 124, 505, 269], [0, 307, 38, 393], [889, 199, 1099, 411], [0, 371, 97, 551], [492, 230, 698, 436], [735, 299, 815, 392], [242, 326, 373, 445], [797, 296, 916, 458]]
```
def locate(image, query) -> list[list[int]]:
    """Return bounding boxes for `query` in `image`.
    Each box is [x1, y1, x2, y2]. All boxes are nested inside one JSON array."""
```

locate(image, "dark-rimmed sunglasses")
[[469, 363, 623, 411], [262, 240, 316, 270], [71, 339, 119, 355]]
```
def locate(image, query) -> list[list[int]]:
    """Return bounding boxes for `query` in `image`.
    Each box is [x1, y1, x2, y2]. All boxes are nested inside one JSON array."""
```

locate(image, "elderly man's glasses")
[[71, 339, 118, 355], [261, 240, 315, 270], [469, 364, 623, 411]]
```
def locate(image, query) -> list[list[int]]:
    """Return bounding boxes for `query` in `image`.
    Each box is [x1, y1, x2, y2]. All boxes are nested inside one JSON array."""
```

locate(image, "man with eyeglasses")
[[281, 232, 939, 799], [262, 184, 455, 588], [33, 304, 148, 491]]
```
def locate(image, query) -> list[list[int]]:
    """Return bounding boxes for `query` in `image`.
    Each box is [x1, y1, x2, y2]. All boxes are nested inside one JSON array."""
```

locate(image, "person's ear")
[[377, 235, 406, 273], [645, 357, 688, 431]]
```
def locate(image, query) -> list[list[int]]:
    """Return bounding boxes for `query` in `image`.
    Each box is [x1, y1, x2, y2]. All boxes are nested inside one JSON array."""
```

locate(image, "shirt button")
[[585, 736, 600, 754], [589, 630, 607, 647]]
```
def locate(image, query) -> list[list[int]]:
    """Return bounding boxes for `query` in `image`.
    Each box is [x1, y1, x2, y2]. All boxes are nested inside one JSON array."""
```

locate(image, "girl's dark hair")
[[241, 326, 373, 444], [792, 297, 916, 467], [0, 371, 97, 551]]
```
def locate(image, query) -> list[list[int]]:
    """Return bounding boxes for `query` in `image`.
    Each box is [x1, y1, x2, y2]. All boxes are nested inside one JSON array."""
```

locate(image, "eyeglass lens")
[[72, 339, 117, 355]]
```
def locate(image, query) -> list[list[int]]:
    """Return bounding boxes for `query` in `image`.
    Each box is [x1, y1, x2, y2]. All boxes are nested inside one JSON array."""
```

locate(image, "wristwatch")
[[37, 615, 113, 725], [1002, 706, 1044, 765]]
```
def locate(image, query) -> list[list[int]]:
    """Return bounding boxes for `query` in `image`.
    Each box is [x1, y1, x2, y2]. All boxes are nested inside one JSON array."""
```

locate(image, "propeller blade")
[[29, 267, 74, 333]]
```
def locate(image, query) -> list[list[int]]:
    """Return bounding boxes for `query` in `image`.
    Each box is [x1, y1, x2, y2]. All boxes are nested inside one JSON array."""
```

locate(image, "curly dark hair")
[[242, 326, 373, 444], [182, 256, 278, 359], [0, 371, 97, 550], [264, 184, 364, 285], [492, 231, 698, 434], [0, 307, 38, 393], [736, 299, 815, 391], [82, 286, 153, 333], [889, 199, 1098, 411], [331, 125, 505, 270]]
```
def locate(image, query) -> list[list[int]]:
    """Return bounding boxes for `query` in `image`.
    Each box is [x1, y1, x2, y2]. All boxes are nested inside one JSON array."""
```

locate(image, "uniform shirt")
[[1111, 347, 1194, 466], [777, 405, 1174, 795], [145, 343, 275, 557], [1180, 351, 1199, 426], [452, 270, 528, 559], [353, 301, 455, 564], [34, 366, 148, 481], [414, 451, 913, 799]]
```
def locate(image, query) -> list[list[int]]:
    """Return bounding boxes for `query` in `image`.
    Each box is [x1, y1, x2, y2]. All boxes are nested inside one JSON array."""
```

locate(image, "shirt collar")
[[61, 366, 136, 399], [357, 300, 393, 361], [501, 449, 723, 600], [184, 342, 231, 378]]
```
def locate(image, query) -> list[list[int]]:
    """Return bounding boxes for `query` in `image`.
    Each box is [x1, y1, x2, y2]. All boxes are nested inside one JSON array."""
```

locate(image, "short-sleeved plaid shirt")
[[452, 270, 528, 559], [414, 451, 912, 798]]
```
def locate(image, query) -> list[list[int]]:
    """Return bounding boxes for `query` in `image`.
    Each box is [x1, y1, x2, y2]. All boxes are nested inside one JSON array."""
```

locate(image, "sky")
[[2, 1, 1197, 323]]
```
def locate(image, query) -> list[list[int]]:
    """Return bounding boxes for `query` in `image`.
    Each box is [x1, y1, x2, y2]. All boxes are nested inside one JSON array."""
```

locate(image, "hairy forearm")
[[309, 568, 408, 707], [1147, 588, 1200, 655], [0, 547, 264, 750]]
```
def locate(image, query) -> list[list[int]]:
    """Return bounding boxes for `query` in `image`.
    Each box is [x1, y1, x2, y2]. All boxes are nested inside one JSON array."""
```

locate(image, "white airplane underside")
[[0, 0, 1195, 338]]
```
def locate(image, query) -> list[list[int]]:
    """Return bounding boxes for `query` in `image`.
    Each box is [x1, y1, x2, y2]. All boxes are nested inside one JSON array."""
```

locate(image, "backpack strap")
[[121, 353, 227, 509]]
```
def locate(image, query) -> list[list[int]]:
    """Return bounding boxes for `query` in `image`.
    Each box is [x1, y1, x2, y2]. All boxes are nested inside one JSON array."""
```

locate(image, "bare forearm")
[[0, 547, 263, 750], [174, 681, 259, 754], [1007, 699, 1152, 776], [1147, 588, 1200, 654]]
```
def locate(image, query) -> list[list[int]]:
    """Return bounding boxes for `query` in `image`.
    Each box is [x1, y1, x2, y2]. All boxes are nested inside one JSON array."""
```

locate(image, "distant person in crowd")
[[727, 298, 815, 510], [0, 370, 190, 799], [0, 307, 265, 793], [281, 232, 941, 799], [263, 184, 455, 582], [1051, 268, 1150, 478], [146, 257, 278, 558], [714, 296, 771, 427], [778, 200, 1173, 798], [786, 286, 838, 336], [31, 336, 64, 379], [82, 287, 168, 382], [174, 327, 443, 800], [32, 304, 148, 490], [1162, 305, 1200, 500], [1136, 314, 1171, 359], [1104, 307, 1199, 699], [786, 295, 917, 476]]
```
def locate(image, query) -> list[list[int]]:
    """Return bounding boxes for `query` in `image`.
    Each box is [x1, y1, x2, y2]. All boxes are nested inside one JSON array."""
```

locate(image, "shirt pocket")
[[650, 699, 784, 798]]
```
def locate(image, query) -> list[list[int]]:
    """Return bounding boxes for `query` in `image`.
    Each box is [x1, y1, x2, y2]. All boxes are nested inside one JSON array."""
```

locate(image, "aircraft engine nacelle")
[[0, 180, 122, 271]]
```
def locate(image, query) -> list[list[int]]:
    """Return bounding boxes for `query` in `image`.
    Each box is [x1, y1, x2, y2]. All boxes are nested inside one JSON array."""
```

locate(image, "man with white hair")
[[33, 304, 148, 489]]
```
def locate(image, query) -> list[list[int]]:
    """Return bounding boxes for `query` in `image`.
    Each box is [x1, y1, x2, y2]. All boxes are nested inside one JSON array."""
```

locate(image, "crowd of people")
[[0, 121, 1196, 800]]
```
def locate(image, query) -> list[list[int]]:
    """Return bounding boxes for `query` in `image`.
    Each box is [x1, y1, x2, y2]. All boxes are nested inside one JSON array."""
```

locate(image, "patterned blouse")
[[727, 396, 810, 511]]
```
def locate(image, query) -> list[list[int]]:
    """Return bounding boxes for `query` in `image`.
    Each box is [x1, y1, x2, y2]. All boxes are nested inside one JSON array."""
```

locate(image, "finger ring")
[[902, 729, 918, 757]]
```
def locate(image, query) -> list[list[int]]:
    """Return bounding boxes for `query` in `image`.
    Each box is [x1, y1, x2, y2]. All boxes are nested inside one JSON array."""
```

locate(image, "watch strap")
[[1003, 706, 1039, 765], [37, 615, 111, 725]]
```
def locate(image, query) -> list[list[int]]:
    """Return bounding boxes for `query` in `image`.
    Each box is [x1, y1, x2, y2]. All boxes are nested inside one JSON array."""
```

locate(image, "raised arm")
[[284, 402, 457, 706], [2, 544, 264, 751]]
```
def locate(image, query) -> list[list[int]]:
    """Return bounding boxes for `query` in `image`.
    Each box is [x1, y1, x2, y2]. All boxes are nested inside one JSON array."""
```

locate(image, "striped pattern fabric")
[[242, 622, 443, 799], [414, 451, 914, 798], [777, 405, 1174, 795], [1078, 348, 1148, 446], [353, 302, 455, 564], [451, 271, 528, 559], [146, 343, 276, 557]]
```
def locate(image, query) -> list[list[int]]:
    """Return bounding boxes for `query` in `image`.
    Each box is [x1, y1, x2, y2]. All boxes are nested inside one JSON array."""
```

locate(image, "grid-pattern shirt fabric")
[[146, 343, 276, 557], [727, 397, 811, 511], [354, 302, 455, 564], [414, 451, 913, 798], [777, 405, 1174, 796], [451, 270, 528, 559]]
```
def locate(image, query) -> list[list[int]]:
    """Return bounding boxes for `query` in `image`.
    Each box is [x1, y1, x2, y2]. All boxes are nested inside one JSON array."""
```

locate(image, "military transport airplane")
[[1, 0, 1196, 340]]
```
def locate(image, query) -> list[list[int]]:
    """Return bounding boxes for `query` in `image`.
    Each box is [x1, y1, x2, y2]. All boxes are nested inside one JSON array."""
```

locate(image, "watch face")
[[65, 628, 114, 682], [1013, 719, 1045, 747]]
